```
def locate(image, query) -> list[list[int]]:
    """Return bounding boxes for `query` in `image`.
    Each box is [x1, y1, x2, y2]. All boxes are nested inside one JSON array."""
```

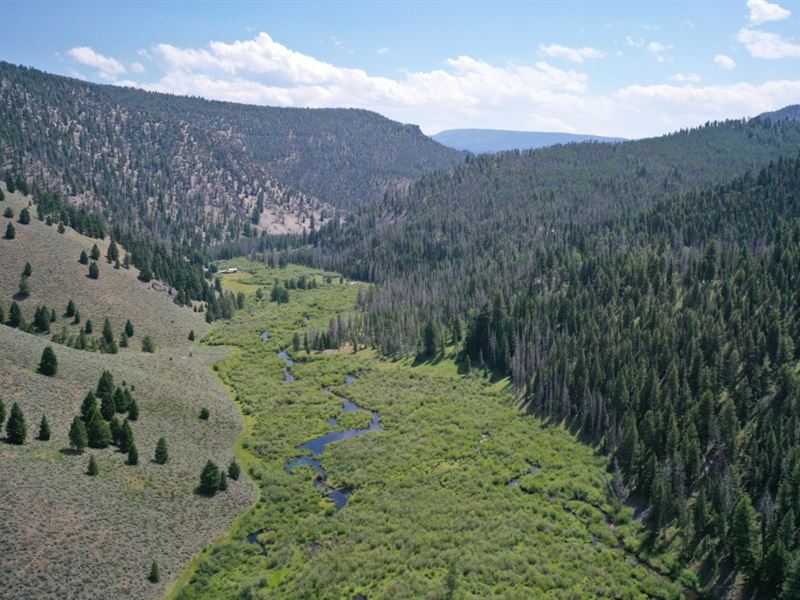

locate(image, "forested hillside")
[[0, 62, 461, 246], [293, 115, 800, 596]]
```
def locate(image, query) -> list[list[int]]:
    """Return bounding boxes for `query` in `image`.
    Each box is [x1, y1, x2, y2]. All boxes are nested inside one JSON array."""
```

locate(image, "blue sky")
[[3, 0, 800, 137]]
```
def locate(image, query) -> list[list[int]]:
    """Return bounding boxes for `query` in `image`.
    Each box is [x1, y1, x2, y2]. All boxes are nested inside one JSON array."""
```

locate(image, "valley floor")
[[172, 260, 689, 599]]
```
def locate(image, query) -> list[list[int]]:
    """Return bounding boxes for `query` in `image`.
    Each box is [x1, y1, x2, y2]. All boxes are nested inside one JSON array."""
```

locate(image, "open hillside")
[[0, 185, 255, 599], [0, 62, 463, 244]]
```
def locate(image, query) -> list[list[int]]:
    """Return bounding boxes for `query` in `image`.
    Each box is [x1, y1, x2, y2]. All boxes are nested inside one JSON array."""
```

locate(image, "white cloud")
[[538, 43, 606, 63], [376, 47, 389, 55], [67, 46, 126, 80], [90, 32, 800, 138], [130, 61, 146, 74], [714, 54, 737, 69], [625, 36, 645, 48], [746, 0, 791, 25], [737, 28, 800, 58], [670, 72, 701, 82], [647, 41, 673, 54]]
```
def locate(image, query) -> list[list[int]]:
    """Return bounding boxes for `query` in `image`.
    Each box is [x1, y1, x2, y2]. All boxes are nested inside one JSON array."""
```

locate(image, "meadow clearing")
[[173, 259, 689, 599]]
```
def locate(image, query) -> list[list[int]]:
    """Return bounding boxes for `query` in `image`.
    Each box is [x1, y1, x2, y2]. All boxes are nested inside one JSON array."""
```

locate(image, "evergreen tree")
[[119, 419, 134, 453], [199, 407, 210, 420], [107, 239, 119, 263], [57, 222, 65, 234], [17, 274, 29, 298], [38, 346, 58, 376], [17, 207, 30, 224], [113, 387, 127, 412], [0, 398, 5, 428], [102, 318, 114, 345], [218, 471, 228, 491], [3, 206, 12, 217], [87, 454, 98, 476], [86, 409, 112, 448], [6, 402, 26, 444], [37, 414, 51, 441], [90, 243, 100, 261], [69, 416, 88, 452], [22, 262, 32, 277], [88, 261, 99, 279], [228, 460, 241, 480], [128, 398, 139, 421], [84, 319, 93, 334], [188, 330, 195, 341], [127, 442, 138, 466], [154, 437, 168, 464], [782, 552, 800, 600], [79, 249, 88, 265], [81, 391, 97, 421], [72, 308, 81, 325], [7, 301, 21, 327], [100, 393, 116, 421], [125, 320, 134, 337], [96, 370, 114, 401], [109, 416, 121, 446], [731, 495, 760, 579], [198, 459, 221, 495], [119, 331, 128, 348], [148, 560, 160, 583]]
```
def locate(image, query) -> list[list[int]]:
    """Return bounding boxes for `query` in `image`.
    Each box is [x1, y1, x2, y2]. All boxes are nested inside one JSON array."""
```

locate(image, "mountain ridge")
[[432, 128, 626, 153]]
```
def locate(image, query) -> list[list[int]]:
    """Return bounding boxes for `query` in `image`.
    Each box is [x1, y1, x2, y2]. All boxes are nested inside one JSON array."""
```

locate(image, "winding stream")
[[284, 374, 381, 510]]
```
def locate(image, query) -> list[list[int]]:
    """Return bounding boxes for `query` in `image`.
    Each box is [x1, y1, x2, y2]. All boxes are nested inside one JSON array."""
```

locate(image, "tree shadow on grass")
[[58, 447, 83, 456]]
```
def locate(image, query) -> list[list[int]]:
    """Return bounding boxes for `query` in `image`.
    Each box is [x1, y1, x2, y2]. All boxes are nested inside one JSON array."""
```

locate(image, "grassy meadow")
[[0, 188, 255, 599], [174, 259, 689, 599]]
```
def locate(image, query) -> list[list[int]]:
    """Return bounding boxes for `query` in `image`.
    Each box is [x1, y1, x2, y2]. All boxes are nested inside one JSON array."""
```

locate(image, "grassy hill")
[[0, 186, 255, 599]]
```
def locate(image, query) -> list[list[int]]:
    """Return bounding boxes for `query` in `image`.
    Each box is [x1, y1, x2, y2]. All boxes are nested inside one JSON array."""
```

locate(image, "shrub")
[[199, 407, 210, 420], [141, 335, 155, 353], [228, 460, 241, 480], [127, 443, 139, 466], [87, 455, 98, 476], [149, 561, 160, 583]]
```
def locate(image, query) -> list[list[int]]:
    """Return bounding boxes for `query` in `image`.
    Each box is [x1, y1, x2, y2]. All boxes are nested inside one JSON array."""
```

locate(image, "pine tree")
[[22, 262, 32, 277], [128, 398, 139, 421], [38, 346, 58, 376], [57, 222, 65, 234], [119, 419, 134, 453], [188, 330, 195, 341], [731, 495, 760, 579], [102, 318, 114, 345], [69, 416, 88, 452], [127, 442, 138, 466], [100, 392, 116, 421], [86, 409, 111, 449], [154, 437, 168, 464], [109, 416, 122, 446], [4, 222, 14, 239], [88, 261, 99, 279], [199, 407, 210, 420], [0, 398, 5, 427], [120, 331, 128, 347], [228, 460, 241, 480], [90, 244, 100, 260], [87, 454, 98, 476], [7, 301, 21, 327], [125, 320, 134, 338], [38, 414, 51, 441], [17, 207, 30, 224], [72, 308, 81, 325], [84, 319, 93, 334], [782, 552, 800, 599], [79, 250, 88, 265], [81, 391, 97, 421], [107, 239, 119, 263], [18, 274, 29, 298], [148, 560, 160, 583], [218, 471, 228, 491], [96, 370, 114, 400], [113, 387, 127, 412], [6, 402, 26, 444], [198, 460, 221, 495]]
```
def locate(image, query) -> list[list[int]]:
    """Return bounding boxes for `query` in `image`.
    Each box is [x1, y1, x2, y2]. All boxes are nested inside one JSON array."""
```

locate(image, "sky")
[[2, 0, 800, 138]]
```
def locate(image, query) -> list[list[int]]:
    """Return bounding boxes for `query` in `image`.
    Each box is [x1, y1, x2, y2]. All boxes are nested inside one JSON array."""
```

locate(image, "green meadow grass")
[[174, 259, 686, 599]]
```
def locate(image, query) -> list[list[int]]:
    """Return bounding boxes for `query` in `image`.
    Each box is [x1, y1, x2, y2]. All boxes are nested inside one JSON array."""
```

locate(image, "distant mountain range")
[[431, 128, 626, 153]]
